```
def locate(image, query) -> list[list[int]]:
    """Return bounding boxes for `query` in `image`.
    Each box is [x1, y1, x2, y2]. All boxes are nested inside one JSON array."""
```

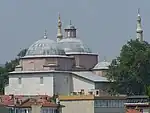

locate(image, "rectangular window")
[[40, 77, 43, 84], [18, 77, 22, 84]]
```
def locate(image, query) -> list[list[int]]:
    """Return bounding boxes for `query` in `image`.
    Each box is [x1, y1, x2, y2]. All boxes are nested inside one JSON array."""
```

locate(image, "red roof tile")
[[126, 109, 142, 113], [15, 98, 63, 108], [0, 95, 53, 107]]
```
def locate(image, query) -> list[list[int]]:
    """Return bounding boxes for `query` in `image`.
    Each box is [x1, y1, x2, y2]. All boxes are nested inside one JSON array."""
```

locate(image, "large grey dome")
[[26, 38, 65, 56], [58, 38, 91, 53]]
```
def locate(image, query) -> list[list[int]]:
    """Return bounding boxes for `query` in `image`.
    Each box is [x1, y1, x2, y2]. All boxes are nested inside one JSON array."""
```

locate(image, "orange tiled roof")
[[126, 109, 142, 113], [0, 95, 53, 106], [16, 98, 62, 108]]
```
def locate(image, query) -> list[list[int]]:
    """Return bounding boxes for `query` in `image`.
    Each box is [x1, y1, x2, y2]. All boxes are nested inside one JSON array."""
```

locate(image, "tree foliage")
[[107, 40, 150, 95], [17, 48, 28, 57]]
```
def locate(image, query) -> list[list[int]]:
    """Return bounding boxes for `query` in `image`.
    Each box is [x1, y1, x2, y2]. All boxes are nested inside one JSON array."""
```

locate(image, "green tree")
[[17, 48, 28, 57], [145, 85, 150, 97], [5, 58, 19, 72], [0, 67, 8, 94], [107, 39, 150, 95]]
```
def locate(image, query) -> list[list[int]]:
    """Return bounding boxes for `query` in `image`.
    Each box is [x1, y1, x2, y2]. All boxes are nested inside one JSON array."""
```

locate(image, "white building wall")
[[5, 72, 97, 96], [72, 75, 95, 93], [143, 108, 149, 113], [5, 73, 53, 96]]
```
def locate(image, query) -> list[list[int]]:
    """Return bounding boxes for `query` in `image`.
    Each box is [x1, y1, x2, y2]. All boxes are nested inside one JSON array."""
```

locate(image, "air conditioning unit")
[[88, 89, 100, 96]]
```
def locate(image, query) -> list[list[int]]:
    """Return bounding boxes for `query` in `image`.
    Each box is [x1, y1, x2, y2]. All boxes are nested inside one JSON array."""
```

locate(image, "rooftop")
[[15, 98, 64, 108], [22, 55, 73, 59], [58, 38, 92, 53], [59, 95, 127, 101], [0, 95, 64, 108], [72, 71, 109, 82], [126, 109, 142, 113], [0, 95, 50, 106], [93, 61, 111, 70]]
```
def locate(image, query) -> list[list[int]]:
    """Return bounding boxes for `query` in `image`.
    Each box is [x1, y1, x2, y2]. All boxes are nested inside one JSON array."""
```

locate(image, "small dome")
[[93, 61, 111, 70], [26, 38, 65, 56], [65, 24, 76, 29], [58, 38, 91, 53], [65, 20, 76, 30]]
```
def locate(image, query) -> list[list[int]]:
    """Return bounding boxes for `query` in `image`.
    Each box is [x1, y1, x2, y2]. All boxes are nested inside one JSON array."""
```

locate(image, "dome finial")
[[136, 8, 143, 42], [104, 56, 107, 62], [58, 13, 61, 25], [57, 12, 63, 41], [138, 8, 140, 15], [70, 20, 72, 25], [44, 29, 47, 39]]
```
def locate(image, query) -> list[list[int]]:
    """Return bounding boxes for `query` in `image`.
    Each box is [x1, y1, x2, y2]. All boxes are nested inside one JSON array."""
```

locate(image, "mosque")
[[5, 10, 143, 96]]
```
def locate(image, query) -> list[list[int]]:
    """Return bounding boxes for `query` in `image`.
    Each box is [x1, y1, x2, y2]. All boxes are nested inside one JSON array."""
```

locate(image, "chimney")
[[19, 99, 22, 105], [9, 94, 14, 100], [56, 97, 60, 104], [81, 89, 85, 95], [44, 96, 48, 101], [14, 98, 17, 105]]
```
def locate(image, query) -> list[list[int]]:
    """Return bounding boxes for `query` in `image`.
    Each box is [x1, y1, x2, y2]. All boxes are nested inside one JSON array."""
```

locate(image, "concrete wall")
[[5, 73, 53, 96], [142, 108, 149, 113], [19, 57, 74, 71], [22, 58, 45, 71], [54, 72, 95, 95], [57, 57, 74, 70], [72, 74, 95, 93], [70, 54, 98, 70], [54, 73, 73, 95], [60, 100, 94, 113], [31, 105, 41, 113], [5, 72, 95, 96]]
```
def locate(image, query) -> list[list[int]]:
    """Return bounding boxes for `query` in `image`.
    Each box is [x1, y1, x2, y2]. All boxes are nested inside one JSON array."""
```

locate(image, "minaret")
[[64, 20, 76, 38], [44, 29, 47, 39], [57, 13, 63, 41], [136, 8, 143, 42]]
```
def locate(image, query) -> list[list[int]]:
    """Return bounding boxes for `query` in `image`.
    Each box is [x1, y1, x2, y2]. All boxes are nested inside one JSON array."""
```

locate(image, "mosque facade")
[[5, 10, 143, 96], [5, 14, 111, 96]]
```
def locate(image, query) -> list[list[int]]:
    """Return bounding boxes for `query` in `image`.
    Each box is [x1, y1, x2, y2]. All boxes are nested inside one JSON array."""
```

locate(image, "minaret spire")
[[57, 13, 63, 41], [70, 20, 72, 25], [136, 8, 143, 42], [44, 29, 47, 39]]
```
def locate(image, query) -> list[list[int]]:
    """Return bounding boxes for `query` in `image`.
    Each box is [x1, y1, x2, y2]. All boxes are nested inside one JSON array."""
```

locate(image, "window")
[[40, 77, 43, 84], [18, 77, 22, 84], [94, 99, 125, 108], [42, 108, 48, 113], [96, 91, 99, 95]]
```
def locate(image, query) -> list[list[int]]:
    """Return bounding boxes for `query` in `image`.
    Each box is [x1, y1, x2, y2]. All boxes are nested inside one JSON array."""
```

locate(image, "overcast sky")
[[0, 0, 149, 63]]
